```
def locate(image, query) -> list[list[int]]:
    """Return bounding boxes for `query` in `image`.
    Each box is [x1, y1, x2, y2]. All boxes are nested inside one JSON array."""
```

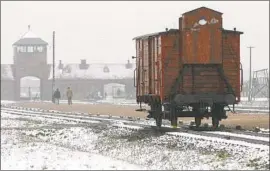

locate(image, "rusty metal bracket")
[[133, 68, 137, 87], [240, 63, 243, 92], [217, 65, 235, 96]]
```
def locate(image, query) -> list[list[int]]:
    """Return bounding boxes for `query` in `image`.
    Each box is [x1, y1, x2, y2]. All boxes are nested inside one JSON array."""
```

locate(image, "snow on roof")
[[21, 30, 38, 39], [1, 64, 14, 80], [13, 26, 48, 46], [48, 63, 135, 80]]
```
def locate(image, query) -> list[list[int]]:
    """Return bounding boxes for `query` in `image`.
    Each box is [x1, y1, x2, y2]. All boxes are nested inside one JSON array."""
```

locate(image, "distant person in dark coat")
[[53, 88, 61, 105]]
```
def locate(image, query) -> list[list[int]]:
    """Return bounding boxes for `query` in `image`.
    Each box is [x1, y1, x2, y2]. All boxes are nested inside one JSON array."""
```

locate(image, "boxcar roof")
[[132, 29, 178, 40], [182, 6, 223, 15], [223, 29, 244, 34]]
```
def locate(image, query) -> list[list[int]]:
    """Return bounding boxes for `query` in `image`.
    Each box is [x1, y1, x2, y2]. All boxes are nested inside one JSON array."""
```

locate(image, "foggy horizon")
[[1, 1, 269, 81]]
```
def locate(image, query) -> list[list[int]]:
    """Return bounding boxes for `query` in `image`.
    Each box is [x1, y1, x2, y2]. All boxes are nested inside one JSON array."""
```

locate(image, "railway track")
[[1, 104, 269, 147], [2, 101, 269, 113]]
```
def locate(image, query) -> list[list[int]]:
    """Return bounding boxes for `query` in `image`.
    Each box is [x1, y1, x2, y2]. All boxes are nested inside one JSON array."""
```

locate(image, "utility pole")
[[52, 31, 55, 102], [247, 46, 254, 102]]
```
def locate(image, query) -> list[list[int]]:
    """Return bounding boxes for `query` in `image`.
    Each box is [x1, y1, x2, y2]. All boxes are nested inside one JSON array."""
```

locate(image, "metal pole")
[[52, 31, 55, 102], [247, 46, 254, 102]]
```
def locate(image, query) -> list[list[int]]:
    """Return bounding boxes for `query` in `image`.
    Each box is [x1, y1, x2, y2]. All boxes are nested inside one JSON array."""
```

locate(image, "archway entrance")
[[20, 76, 40, 100], [104, 83, 126, 99]]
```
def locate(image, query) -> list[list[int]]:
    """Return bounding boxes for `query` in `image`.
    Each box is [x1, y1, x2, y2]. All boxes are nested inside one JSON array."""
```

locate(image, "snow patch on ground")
[[113, 123, 144, 130], [168, 132, 269, 150], [1, 114, 144, 170], [204, 131, 270, 142], [1, 100, 16, 104], [96, 128, 269, 170], [1, 112, 80, 126], [1, 132, 142, 170]]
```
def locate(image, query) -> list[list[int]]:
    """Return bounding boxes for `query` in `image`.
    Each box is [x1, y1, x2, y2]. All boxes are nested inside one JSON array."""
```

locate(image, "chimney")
[[81, 59, 86, 65], [234, 27, 236, 31], [125, 60, 132, 69], [103, 65, 110, 73], [58, 60, 63, 69], [179, 17, 183, 31], [79, 59, 89, 69], [28, 25, 31, 31]]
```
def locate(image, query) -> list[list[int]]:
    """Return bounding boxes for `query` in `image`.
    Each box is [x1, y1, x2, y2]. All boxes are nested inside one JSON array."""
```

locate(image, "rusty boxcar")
[[132, 7, 244, 128]]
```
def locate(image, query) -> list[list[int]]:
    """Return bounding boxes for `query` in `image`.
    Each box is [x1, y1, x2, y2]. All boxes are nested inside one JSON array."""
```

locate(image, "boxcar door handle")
[[134, 68, 137, 87]]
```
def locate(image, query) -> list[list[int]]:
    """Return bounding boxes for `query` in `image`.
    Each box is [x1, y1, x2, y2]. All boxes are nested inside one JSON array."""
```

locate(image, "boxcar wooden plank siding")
[[162, 32, 181, 99], [222, 31, 241, 102], [135, 41, 140, 97], [143, 39, 149, 95]]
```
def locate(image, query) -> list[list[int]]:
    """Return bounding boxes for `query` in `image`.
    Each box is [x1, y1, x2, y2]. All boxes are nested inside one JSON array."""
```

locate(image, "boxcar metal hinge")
[[217, 65, 235, 96], [227, 104, 236, 113]]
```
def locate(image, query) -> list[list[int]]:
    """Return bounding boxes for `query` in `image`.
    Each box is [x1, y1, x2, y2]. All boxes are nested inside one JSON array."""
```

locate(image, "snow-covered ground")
[[1, 112, 144, 170], [1, 110, 269, 170], [241, 97, 269, 102], [1, 100, 16, 104]]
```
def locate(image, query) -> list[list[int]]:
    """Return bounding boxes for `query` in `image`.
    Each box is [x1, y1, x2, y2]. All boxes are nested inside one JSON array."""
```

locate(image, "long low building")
[[1, 61, 136, 100]]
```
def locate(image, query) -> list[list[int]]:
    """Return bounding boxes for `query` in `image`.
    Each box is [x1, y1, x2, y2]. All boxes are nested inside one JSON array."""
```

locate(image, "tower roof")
[[13, 25, 48, 46]]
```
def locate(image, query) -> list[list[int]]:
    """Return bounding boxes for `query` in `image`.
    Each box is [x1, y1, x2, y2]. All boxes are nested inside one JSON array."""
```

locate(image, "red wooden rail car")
[[132, 7, 244, 128]]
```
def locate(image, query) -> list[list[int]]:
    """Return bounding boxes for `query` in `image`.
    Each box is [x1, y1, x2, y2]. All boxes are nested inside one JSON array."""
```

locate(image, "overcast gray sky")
[[1, 1, 269, 80]]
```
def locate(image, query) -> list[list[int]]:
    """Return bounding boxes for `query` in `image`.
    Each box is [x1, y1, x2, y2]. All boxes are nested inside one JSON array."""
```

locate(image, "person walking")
[[66, 87, 73, 105], [53, 88, 61, 105]]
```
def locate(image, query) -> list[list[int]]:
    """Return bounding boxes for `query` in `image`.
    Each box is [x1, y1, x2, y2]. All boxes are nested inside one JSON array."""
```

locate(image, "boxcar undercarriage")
[[138, 94, 233, 129], [137, 64, 238, 129]]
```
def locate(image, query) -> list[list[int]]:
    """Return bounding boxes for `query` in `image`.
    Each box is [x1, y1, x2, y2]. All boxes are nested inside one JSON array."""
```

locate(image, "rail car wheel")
[[195, 117, 201, 128], [212, 116, 219, 129], [212, 103, 223, 129], [170, 106, 177, 128], [152, 102, 162, 128], [155, 113, 162, 128]]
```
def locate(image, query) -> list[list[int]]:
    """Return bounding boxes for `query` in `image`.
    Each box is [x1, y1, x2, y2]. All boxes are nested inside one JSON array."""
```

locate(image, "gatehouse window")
[[27, 46, 34, 52], [33, 46, 37, 52], [37, 46, 43, 52], [17, 46, 27, 53], [17, 46, 21, 52]]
